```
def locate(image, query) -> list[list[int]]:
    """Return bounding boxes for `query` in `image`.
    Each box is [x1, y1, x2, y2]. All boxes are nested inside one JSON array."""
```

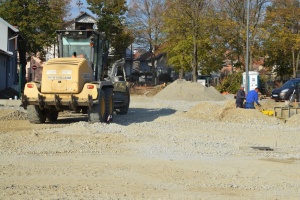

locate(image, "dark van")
[[271, 78, 300, 102]]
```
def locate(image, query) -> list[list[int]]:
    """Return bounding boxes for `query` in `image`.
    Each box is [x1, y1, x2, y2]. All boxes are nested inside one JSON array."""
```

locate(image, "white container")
[[243, 71, 260, 92]]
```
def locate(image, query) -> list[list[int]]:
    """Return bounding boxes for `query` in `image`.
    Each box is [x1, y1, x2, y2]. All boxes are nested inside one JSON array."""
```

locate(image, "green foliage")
[[216, 72, 242, 94], [87, 0, 127, 38], [0, 0, 70, 53], [162, 0, 226, 79], [261, 0, 300, 79], [0, 0, 70, 90], [87, 0, 134, 62]]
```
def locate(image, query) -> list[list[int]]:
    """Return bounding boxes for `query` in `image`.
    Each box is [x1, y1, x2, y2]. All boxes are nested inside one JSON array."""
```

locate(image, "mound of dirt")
[[0, 108, 27, 120], [285, 113, 300, 127], [185, 100, 283, 125], [154, 80, 225, 101]]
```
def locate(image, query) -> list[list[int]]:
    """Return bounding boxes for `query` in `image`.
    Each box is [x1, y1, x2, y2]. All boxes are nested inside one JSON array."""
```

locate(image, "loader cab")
[[56, 30, 105, 81], [109, 59, 126, 82]]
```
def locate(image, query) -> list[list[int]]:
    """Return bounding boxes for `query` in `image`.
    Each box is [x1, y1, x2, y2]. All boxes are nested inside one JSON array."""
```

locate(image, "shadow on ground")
[[49, 107, 176, 125], [113, 108, 176, 126]]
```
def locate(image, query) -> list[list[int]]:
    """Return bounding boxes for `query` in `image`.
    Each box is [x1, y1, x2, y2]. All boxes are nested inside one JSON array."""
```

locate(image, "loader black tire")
[[104, 88, 114, 122], [46, 110, 59, 122], [88, 90, 106, 123], [116, 87, 130, 115], [27, 105, 46, 124]]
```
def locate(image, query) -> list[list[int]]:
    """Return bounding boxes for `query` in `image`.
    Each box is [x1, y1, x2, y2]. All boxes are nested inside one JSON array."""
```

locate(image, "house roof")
[[65, 12, 96, 26], [75, 12, 96, 22], [0, 17, 19, 33], [0, 18, 18, 57], [134, 51, 164, 61], [0, 49, 13, 57], [135, 51, 152, 61]]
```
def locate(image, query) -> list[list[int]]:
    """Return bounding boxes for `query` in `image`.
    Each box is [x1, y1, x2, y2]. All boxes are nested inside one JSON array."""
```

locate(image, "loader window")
[[62, 37, 91, 61]]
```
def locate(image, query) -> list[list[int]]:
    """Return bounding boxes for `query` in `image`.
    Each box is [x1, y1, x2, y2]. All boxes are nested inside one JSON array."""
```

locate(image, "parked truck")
[[22, 30, 129, 123]]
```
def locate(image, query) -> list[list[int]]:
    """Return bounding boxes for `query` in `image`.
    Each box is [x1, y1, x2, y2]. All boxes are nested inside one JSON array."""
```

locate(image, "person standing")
[[72, 52, 77, 58], [236, 85, 245, 108], [245, 87, 261, 109]]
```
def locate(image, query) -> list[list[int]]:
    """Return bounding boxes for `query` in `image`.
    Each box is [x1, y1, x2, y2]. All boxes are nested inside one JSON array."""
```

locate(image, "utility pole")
[[245, 0, 250, 93]]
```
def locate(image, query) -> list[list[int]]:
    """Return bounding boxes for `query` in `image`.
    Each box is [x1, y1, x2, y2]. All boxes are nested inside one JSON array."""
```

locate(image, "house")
[[64, 12, 97, 31], [124, 45, 134, 77], [45, 12, 97, 60], [0, 17, 19, 91], [133, 50, 176, 83]]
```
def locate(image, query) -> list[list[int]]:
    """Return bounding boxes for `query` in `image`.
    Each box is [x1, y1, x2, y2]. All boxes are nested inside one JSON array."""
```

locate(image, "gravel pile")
[[185, 100, 283, 125], [0, 95, 300, 199], [154, 79, 225, 101], [285, 113, 300, 127], [0, 108, 27, 121]]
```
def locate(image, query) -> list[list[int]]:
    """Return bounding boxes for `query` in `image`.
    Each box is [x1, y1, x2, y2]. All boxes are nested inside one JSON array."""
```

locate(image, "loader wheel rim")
[[100, 97, 105, 117]]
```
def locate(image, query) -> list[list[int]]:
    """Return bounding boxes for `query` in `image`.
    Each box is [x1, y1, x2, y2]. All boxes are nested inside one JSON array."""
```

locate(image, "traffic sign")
[[32, 65, 37, 70]]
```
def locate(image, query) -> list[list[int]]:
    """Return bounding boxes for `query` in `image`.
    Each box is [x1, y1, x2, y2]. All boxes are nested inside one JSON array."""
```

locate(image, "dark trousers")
[[236, 102, 244, 108]]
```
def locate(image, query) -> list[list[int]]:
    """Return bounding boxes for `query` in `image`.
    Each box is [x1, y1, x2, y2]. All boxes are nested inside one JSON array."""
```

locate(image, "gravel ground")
[[0, 95, 300, 199]]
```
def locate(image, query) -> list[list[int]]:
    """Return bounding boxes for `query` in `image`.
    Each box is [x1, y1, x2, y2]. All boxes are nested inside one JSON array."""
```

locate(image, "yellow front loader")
[[22, 30, 128, 123]]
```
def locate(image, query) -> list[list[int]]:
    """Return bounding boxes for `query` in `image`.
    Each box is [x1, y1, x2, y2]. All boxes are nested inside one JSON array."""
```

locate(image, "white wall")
[[0, 21, 8, 52]]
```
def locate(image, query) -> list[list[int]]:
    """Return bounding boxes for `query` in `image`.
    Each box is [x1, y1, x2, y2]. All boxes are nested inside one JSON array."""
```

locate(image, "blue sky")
[[70, 0, 131, 19], [70, 0, 94, 19]]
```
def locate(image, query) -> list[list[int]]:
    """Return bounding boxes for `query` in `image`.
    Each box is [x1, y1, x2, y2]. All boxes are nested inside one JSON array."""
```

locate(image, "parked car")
[[271, 78, 300, 102]]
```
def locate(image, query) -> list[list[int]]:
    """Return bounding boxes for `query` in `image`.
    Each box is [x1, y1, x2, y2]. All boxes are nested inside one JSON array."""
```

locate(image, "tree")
[[163, 0, 224, 81], [87, 0, 134, 64], [0, 0, 70, 90], [216, 0, 269, 72], [127, 0, 166, 83], [262, 0, 300, 79]]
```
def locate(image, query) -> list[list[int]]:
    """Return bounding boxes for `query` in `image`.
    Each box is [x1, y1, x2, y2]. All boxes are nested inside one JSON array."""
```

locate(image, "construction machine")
[[22, 30, 130, 123], [106, 58, 130, 114]]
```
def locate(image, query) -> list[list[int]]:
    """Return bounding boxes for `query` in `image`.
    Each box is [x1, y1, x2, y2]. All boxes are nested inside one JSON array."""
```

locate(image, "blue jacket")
[[246, 90, 259, 105]]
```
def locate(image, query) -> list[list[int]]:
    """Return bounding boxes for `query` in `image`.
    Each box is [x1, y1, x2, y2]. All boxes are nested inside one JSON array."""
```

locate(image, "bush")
[[216, 72, 242, 94]]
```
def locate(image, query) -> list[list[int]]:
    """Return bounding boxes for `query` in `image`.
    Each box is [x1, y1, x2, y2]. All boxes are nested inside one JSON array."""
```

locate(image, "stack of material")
[[154, 80, 225, 101], [0, 109, 27, 120], [185, 100, 283, 125]]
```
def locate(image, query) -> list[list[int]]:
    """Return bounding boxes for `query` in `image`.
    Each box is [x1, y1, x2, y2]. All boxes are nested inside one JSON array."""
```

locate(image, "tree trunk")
[[151, 52, 156, 85], [192, 35, 198, 82], [292, 48, 299, 78], [296, 50, 300, 77], [249, 50, 253, 71], [292, 48, 296, 78]]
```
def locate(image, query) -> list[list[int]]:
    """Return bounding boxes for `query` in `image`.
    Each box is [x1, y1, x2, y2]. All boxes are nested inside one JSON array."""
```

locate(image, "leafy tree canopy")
[[0, 0, 70, 54], [87, 0, 133, 61], [262, 0, 300, 79]]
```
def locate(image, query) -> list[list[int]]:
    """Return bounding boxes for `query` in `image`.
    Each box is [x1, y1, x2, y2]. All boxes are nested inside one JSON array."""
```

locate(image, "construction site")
[[0, 80, 299, 199]]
